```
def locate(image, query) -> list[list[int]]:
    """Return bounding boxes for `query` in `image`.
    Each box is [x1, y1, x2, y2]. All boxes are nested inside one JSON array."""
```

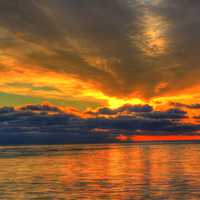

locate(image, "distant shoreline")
[[1, 140, 200, 147]]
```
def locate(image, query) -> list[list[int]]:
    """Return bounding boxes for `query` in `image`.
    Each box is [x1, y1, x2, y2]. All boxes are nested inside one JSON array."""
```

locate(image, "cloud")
[[0, 106, 15, 114], [1, 0, 200, 105], [20, 103, 62, 113], [1, 1, 200, 143], [140, 108, 187, 119], [170, 102, 200, 109], [0, 104, 116, 144], [0, 103, 199, 144], [87, 104, 153, 115]]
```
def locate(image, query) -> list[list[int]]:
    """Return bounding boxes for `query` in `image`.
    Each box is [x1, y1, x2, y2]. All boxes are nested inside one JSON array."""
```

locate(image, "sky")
[[1, 0, 200, 144]]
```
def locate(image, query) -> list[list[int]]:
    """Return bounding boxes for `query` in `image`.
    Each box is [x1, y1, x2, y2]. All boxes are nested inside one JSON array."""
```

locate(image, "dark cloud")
[[20, 104, 62, 113], [0, 0, 61, 41], [140, 108, 187, 120], [0, 104, 199, 144], [1, 0, 200, 98], [88, 104, 153, 115], [0, 106, 112, 144], [116, 104, 153, 113], [0, 107, 15, 114], [170, 102, 200, 109], [86, 115, 196, 135]]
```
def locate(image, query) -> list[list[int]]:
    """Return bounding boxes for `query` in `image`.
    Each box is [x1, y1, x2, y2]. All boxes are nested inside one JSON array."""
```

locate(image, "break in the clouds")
[[1, 0, 200, 108], [0, 103, 200, 145]]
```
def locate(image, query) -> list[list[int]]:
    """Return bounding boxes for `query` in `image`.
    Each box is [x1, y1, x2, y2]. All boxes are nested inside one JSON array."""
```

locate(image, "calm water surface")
[[0, 143, 200, 200]]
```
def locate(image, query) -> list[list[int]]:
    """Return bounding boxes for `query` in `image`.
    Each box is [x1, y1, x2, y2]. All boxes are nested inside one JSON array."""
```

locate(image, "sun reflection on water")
[[0, 144, 200, 199]]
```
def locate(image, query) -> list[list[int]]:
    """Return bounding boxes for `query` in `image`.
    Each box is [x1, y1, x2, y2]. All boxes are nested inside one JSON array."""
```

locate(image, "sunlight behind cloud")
[[134, 1, 170, 57]]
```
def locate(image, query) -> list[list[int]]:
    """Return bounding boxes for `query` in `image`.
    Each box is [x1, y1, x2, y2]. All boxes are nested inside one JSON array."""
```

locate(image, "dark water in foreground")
[[0, 143, 200, 200]]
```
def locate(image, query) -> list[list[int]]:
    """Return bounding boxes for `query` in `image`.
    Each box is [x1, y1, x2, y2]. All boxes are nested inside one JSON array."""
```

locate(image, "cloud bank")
[[0, 103, 199, 145]]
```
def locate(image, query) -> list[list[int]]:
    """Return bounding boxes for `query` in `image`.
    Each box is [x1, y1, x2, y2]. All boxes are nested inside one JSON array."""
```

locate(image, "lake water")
[[0, 143, 200, 199]]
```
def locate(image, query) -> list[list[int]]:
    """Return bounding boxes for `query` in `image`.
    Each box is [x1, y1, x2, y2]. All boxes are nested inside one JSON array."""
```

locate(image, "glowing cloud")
[[1, 0, 200, 117]]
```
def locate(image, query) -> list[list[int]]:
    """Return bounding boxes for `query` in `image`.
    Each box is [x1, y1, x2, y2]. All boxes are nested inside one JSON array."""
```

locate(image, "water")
[[0, 143, 200, 200]]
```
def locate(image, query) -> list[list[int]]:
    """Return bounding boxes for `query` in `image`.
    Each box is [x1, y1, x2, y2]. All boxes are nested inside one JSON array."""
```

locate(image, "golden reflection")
[[1, 144, 200, 199]]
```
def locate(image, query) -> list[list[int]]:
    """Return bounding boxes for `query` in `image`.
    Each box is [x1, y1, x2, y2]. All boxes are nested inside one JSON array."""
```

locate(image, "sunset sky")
[[1, 0, 200, 144]]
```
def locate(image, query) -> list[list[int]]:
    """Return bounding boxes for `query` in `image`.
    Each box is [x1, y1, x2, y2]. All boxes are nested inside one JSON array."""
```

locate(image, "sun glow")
[[131, 135, 200, 142], [2, 53, 200, 112], [82, 90, 145, 108]]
